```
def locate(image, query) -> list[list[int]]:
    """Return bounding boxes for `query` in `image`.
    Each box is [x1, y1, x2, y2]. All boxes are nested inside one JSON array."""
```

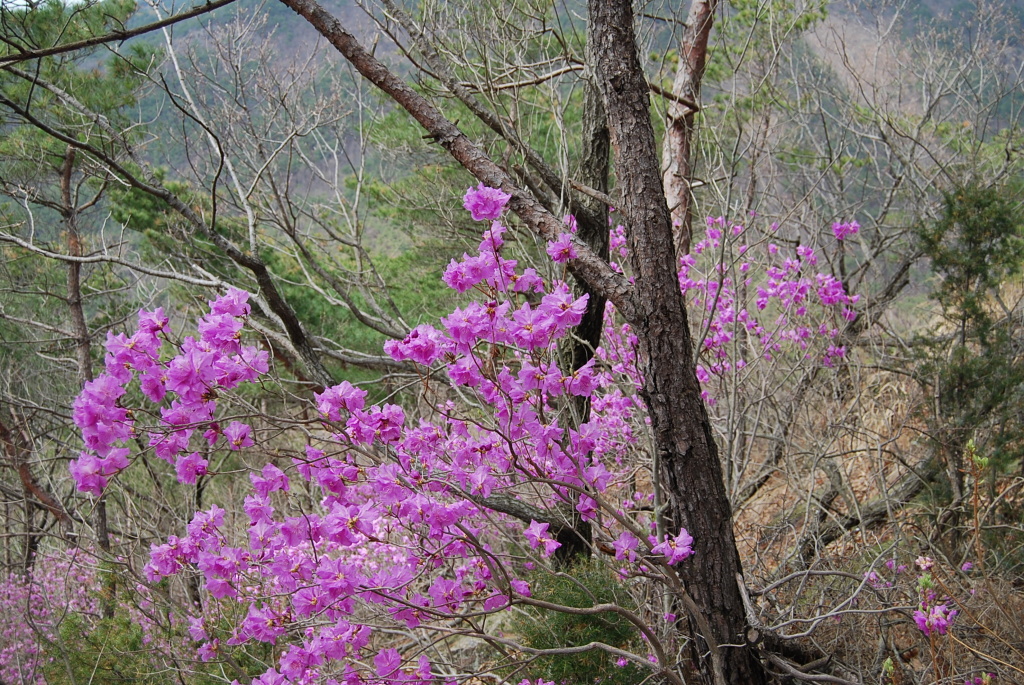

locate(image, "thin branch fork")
[[456, 64, 585, 91], [766, 654, 859, 685], [373, 0, 609, 243], [568, 180, 615, 207], [0, 232, 221, 287]]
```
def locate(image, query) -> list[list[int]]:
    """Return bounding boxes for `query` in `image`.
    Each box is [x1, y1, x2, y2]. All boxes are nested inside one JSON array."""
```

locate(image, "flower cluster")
[[913, 572, 957, 637], [0, 553, 98, 684], [69, 290, 269, 494], [687, 217, 859, 372], [913, 600, 957, 637], [832, 220, 860, 241], [462, 183, 512, 222], [596, 216, 860, 408], [650, 529, 694, 565]]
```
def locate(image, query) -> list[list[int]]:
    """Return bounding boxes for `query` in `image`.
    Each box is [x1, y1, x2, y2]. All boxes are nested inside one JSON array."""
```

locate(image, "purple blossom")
[[463, 183, 511, 221], [314, 381, 367, 421], [224, 421, 254, 450], [251, 463, 289, 497], [523, 520, 561, 557], [197, 640, 218, 662], [832, 220, 860, 241], [651, 529, 694, 565], [69, 452, 107, 495], [176, 452, 208, 484], [209, 287, 251, 317], [914, 603, 957, 636], [546, 232, 578, 262], [137, 307, 169, 333], [612, 531, 639, 561], [796, 244, 818, 265]]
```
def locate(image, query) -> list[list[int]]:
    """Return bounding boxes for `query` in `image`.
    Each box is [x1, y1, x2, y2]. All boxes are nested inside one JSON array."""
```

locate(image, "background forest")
[[1, 0, 1023, 683]]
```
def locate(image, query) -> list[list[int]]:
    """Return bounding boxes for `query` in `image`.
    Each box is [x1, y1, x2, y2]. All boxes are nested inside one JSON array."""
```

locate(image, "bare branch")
[[0, 0, 240, 67]]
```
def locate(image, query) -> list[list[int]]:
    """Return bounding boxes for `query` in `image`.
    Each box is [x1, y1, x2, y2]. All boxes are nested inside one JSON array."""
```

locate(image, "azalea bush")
[[0, 552, 98, 685], [60, 187, 864, 684], [0, 549, 176, 684]]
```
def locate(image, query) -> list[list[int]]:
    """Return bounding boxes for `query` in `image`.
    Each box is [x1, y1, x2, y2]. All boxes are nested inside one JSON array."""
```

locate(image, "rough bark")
[[570, 68, 612, 380], [661, 0, 716, 257], [588, 0, 765, 682]]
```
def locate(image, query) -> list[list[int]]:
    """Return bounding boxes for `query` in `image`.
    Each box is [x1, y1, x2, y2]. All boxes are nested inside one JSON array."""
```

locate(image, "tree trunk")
[[552, 44, 612, 566], [61, 147, 114, 619], [661, 0, 717, 257], [588, 0, 766, 682]]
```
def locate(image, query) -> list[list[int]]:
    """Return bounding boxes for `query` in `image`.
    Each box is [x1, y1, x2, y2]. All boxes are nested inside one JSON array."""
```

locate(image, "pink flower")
[[292, 587, 325, 616], [443, 253, 497, 292], [478, 221, 507, 252], [315, 381, 367, 420], [651, 529, 694, 565], [251, 463, 289, 497], [511, 267, 545, 293], [100, 447, 130, 475], [374, 647, 402, 677], [188, 616, 208, 641], [796, 244, 817, 266], [209, 288, 250, 317], [832, 220, 860, 241], [197, 640, 218, 662], [224, 421, 254, 450], [612, 531, 639, 561], [523, 520, 561, 557], [241, 604, 286, 643], [137, 307, 169, 334], [176, 452, 208, 484], [914, 603, 957, 636], [70, 452, 107, 495], [546, 233, 578, 262], [539, 284, 588, 330], [463, 183, 511, 221], [511, 303, 554, 349]]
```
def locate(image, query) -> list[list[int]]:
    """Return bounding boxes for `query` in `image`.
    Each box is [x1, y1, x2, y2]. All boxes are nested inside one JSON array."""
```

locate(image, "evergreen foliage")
[[509, 561, 646, 685]]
